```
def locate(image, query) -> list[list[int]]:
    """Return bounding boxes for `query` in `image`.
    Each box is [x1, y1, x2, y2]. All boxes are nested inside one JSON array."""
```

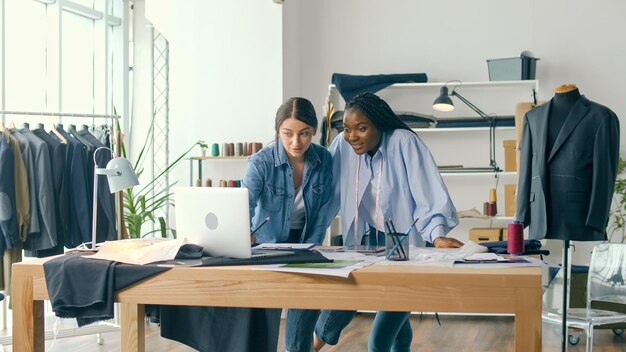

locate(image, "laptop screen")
[[175, 187, 253, 259]]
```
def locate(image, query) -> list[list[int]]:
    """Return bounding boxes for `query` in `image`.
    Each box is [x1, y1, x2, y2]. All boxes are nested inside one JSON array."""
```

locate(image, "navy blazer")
[[517, 96, 620, 241]]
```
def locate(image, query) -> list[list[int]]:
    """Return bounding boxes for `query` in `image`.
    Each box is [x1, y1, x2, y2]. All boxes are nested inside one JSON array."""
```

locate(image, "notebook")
[[174, 187, 293, 259]]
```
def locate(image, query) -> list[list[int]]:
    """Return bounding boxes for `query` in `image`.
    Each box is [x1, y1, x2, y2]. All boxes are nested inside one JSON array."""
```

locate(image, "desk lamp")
[[433, 82, 500, 172], [92, 147, 139, 249]]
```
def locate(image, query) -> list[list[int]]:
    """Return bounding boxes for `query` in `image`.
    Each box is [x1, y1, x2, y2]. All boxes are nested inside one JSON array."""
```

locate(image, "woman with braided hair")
[[314, 92, 462, 352]]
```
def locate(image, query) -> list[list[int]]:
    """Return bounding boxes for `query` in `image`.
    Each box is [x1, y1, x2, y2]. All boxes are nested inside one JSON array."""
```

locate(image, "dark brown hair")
[[275, 97, 318, 134]]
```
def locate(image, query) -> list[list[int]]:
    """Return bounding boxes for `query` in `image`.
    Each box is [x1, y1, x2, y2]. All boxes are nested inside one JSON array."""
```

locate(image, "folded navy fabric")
[[332, 73, 427, 102], [44, 253, 168, 327], [480, 239, 543, 255], [199, 249, 332, 267]]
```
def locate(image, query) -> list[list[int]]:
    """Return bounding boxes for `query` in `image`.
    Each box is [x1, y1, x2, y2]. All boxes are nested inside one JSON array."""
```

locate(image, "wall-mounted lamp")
[[433, 82, 500, 172], [92, 147, 139, 249]]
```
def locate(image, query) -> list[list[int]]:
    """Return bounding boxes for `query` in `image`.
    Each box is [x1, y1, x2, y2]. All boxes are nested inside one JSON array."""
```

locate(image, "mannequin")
[[517, 84, 619, 241], [517, 84, 619, 351]]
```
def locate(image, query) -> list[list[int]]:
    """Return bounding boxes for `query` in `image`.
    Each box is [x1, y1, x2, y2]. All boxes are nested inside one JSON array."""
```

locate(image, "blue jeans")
[[284, 309, 320, 352], [315, 310, 412, 351]]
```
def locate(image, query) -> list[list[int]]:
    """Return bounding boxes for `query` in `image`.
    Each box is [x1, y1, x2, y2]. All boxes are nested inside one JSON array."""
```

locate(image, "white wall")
[[283, 0, 626, 264], [283, 0, 626, 145], [139, 0, 282, 189]]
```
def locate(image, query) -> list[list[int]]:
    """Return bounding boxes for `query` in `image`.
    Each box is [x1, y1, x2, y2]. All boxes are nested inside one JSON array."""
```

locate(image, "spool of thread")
[[235, 143, 243, 156], [221, 143, 228, 157], [228, 180, 236, 187], [247, 142, 254, 155], [507, 220, 524, 255], [195, 179, 202, 187], [243, 142, 248, 156], [256, 142, 263, 153], [204, 178, 212, 187], [211, 143, 220, 156], [486, 202, 497, 216], [219, 180, 228, 187], [489, 188, 497, 203], [483, 202, 489, 215], [228, 143, 235, 156]]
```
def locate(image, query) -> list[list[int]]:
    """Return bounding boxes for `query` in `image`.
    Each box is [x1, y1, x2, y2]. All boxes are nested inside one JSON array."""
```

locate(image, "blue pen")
[[386, 217, 419, 260]]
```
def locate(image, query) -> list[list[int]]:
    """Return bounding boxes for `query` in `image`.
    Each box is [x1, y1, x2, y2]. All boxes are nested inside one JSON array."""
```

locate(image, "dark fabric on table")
[[480, 239, 544, 255], [198, 248, 331, 266], [331, 72, 427, 102], [159, 249, 331, 351], [160, 306, 282, 352], [43, 253, 168, 327]]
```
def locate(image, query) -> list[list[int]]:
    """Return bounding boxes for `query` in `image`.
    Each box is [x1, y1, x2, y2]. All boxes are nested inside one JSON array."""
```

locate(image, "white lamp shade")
[[104, 157, 139, 192]]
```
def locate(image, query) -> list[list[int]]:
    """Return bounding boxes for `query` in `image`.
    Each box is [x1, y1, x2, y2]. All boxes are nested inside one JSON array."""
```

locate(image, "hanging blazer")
[[516, 96, 620, 241], [0, 137, 19, 251]]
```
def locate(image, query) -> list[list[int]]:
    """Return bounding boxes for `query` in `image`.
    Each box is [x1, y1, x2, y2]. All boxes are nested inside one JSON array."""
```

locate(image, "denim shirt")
[[242, 139, 333, 244], [326, 129, 459, 246]]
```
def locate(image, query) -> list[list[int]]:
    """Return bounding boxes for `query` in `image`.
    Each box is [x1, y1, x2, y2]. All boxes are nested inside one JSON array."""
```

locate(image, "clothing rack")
[[0, 110, 124, 347], [0, 110, 120, 119]]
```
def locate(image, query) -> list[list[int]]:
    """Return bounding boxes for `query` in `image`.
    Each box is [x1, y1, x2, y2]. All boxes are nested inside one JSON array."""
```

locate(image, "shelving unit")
[[326, 80, 538, 241], [188, 156, 248, 186]]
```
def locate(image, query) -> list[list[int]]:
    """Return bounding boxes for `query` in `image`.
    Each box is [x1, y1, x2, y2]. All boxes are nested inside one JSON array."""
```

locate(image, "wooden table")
[[12, 258, 542, 351]]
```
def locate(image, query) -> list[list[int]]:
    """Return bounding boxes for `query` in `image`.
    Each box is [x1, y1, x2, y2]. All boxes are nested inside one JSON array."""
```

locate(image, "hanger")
[[554, 84, 577, 94], [69, 124, 94, 148], [37, 123, 45, 130], [22, 122, 30, 130], [8, 121, 16, 129], [51, 124, 68, 144]]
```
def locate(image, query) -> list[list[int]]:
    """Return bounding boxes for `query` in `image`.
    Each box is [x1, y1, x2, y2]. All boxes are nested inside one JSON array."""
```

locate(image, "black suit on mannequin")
[[517, 88, 620, 241]]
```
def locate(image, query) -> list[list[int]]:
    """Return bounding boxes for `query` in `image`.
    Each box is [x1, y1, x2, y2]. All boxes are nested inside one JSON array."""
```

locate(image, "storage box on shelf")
[[326, 80, 538, 242]]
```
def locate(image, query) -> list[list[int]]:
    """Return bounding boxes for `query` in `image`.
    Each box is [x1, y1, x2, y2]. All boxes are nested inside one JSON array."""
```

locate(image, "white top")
[[359, 152, 384, 233], [290, 187, 305, 230]]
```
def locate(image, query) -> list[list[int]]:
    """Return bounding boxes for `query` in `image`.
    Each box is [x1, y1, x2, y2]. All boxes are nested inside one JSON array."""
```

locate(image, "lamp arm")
[[451, 90, 499, 171], [451, 91, 491, 120]]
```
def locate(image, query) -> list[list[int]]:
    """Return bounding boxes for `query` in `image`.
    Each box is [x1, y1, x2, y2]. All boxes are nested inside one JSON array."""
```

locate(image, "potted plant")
[[608, 156, 626, 243], [118, 120, 205, 238], [199, 142, 208, 157]]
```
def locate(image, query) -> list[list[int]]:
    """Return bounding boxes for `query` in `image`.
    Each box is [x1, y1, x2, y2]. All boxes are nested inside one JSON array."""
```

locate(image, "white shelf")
[[439, 171, 517, 177], [460, 216, 515, 221], [328, 80, 538, 91], [415, 126, 515, 132]]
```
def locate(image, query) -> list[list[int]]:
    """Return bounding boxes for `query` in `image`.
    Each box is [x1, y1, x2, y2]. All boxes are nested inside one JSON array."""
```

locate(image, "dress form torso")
[[547, 87, 581, 155]]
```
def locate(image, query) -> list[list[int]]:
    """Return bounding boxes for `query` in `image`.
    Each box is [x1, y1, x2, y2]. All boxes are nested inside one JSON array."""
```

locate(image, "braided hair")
[[345, 92, 415, 134]]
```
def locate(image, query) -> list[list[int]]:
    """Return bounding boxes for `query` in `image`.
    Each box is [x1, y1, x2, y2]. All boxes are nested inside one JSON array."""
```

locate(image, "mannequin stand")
[[561, 240, 571, 352]]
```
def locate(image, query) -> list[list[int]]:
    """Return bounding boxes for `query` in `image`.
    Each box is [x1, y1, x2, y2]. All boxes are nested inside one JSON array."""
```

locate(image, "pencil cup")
[[385, 233, 409, 261]]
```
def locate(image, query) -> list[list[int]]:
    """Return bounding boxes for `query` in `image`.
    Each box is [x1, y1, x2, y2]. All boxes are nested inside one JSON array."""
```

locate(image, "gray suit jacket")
[[516, 96, 619, 240]]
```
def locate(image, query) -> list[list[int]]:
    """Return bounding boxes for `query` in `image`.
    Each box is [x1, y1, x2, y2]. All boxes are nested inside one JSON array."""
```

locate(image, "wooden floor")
[[4, 313, 625, 351]]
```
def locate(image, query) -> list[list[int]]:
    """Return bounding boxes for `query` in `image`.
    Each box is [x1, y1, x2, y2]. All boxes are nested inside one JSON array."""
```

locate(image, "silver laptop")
[[174, 187, 293, 259]]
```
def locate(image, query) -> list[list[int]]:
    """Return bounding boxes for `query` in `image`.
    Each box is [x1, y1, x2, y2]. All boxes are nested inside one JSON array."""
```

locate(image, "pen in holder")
[[385, 232, 409, 261]]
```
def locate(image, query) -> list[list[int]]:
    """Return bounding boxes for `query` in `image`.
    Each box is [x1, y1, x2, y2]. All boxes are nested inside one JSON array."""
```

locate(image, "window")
[[1, 0, 125, 125]]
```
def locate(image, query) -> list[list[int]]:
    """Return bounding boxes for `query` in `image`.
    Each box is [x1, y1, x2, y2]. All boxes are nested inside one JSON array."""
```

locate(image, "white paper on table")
[[254, 251, 383, 278], [85, 238, 186, 265], [254, 243, 315, 250]]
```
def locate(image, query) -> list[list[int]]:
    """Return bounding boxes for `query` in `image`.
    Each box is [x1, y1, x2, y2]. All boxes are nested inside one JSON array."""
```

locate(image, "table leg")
[[121, 303, 145, 352], [514, 287, 542, 352], [12, 274, 44, 352]]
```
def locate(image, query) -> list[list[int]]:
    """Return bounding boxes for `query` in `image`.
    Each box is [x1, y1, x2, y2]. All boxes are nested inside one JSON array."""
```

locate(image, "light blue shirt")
[[242, 139, 333, 244], [327, 129, 459, 246]]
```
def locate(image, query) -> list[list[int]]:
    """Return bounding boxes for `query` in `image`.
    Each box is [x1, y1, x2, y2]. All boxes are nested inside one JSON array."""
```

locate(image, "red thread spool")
[[507, 221, 524, 255]]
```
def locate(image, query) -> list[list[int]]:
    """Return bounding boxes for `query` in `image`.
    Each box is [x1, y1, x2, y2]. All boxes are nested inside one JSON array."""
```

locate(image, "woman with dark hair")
[[313, 92, 462, 352], [160, 97, 333, 352], [243, 97, 334, 352]]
